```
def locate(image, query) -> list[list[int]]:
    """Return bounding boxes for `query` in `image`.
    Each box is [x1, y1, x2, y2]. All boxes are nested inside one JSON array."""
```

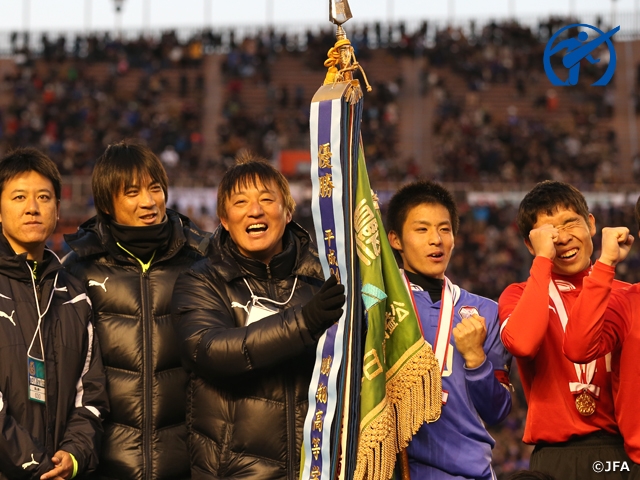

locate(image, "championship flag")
[[301, 2, 442, 479], [353, 143, 442, 480]]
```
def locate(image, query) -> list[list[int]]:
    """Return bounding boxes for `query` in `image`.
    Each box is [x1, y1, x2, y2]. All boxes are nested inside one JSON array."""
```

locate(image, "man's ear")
[[219, 217, 229, 231], [388, 230, 402, 251], [523, 238, 535, 257], [588, 213, 596, 237]]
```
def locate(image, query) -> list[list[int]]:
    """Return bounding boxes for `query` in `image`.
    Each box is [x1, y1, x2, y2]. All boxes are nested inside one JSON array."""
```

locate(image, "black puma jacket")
[[64, 210, 211, 480]]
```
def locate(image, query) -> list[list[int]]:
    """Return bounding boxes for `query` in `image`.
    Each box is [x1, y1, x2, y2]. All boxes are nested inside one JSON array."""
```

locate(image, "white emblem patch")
[[88, 277, 109, 292], [0, 309, 15, 326], [458, 306, 479, 319], [21, 454, 39, 469]]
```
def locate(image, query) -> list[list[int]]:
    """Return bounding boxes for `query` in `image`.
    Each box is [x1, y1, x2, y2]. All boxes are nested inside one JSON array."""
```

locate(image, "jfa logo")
[[543, 23, 620, 86], [592, 460, 630, 473]]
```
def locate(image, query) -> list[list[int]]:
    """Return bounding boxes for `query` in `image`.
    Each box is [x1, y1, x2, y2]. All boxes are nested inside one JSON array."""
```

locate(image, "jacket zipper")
[[266, 264, 296, 478], [286, 376, 296, 480], [141, 271, 152, 480]]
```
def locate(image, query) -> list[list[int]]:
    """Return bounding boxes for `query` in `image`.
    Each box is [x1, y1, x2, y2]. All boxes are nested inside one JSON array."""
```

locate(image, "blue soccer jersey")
[[406, 282, 512, 480]]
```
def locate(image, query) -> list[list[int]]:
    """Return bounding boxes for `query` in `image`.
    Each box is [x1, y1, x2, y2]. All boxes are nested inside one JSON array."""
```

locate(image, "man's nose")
[[140, 189, 157, 207], [428, 230, 442, 245], [556, 228, 571, 244], [247, 200, 264, 216], [25, 196, 39, 214]]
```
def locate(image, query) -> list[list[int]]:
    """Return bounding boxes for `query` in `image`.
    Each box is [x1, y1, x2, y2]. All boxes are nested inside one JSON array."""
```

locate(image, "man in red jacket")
[[564, 209, 639, 477], [498, 180, 631, 479]]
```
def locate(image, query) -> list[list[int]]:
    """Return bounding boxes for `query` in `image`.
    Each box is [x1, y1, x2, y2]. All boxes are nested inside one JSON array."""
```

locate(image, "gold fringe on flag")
[[354, 342, 442, 480]]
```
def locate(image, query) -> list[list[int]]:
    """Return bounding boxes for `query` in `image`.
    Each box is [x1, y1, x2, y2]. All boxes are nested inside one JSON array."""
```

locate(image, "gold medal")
[[575, 391, 596, 416]]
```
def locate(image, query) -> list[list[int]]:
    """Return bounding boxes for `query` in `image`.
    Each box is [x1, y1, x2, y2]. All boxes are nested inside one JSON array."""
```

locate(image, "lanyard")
[[242, 275, 299, 309], [25, 263, 58, 362]]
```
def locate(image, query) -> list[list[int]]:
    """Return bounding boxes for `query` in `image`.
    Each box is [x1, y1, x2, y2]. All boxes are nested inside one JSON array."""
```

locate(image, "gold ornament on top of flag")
[[329, 0, 352, 25], [320, 0, 372, 104]]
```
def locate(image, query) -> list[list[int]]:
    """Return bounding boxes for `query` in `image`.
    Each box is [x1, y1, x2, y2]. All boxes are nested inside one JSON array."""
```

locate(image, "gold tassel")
[[354, 342, 442, 480]]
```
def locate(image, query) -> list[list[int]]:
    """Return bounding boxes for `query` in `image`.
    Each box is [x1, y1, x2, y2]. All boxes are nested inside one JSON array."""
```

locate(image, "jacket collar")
[[0, 226, 62, 282], [212, 222, 323, 283], [64, 209, 212, 263]]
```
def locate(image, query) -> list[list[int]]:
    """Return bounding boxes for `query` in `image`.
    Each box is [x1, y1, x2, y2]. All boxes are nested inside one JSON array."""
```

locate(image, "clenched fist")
[[527, 224, 560, 260], [453, 314, 487, 369], [599, 227, 634, 267]]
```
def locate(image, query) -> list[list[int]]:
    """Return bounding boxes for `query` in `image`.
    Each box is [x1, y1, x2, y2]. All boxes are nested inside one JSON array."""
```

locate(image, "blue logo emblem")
[[543, 24, 619, 86]]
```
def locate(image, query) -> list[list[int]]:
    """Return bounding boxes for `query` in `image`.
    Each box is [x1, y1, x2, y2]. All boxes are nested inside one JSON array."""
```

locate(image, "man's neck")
[[405, 270, 444, 303]]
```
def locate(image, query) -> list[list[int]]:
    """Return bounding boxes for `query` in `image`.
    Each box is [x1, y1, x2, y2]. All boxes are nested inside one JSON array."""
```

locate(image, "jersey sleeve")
[[498, 256, 553, 359], [564, 260, 628, 363], [465, 305, 512, 425]]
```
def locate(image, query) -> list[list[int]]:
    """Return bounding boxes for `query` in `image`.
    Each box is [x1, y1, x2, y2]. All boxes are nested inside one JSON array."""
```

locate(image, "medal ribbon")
[[405, 274, 457, 403], [548, 280, 599, 399], [433, 277, 455, 377]]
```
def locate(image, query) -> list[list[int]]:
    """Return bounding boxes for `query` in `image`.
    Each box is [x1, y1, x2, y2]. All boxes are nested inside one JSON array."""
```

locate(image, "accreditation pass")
[[28, 357, 46, 403]]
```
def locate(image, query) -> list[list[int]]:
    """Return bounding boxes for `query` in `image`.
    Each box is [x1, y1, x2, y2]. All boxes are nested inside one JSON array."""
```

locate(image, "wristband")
[[69, 453, 78, 479]]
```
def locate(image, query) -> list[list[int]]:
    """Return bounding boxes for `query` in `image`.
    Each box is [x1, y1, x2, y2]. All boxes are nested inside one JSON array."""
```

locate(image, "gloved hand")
[[302, 275, 345, 336]]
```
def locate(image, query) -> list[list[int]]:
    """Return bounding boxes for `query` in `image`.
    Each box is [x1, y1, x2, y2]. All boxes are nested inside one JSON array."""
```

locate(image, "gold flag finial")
[[323, 0, 372, 97], [329, 0, 352, 26]]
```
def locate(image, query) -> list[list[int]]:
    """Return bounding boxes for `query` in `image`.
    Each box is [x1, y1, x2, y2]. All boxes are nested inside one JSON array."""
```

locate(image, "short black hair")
[[386, 180, 459, 238], [217, 152, 295, 220], [516, 181, 590, 238], [0, 148, 61, 200], [92, 142, 169, 218]]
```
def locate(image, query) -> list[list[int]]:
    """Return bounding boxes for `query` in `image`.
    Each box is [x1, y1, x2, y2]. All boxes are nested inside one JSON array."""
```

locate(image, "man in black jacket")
[[64, 143, 210, 480], [172, 156, 345, 480], [0, 148, 108, 480]]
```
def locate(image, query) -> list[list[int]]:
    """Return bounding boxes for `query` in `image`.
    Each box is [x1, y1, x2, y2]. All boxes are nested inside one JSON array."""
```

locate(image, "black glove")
[[302, 275, 345, 336]]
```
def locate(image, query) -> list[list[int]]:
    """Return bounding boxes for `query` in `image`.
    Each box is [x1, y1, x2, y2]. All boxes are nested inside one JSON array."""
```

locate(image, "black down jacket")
[[0, 233, 109, 480], [172, 222, 324, 480], [63, 210, 211, 480]]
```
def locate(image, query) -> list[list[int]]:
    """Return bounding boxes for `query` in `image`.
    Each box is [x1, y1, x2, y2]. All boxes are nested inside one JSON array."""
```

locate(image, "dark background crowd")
[[1, 16, 637, 478]]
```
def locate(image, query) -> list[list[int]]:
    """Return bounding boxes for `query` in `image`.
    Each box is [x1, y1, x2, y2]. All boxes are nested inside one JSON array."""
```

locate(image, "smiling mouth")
[[428, 252, 444, 259], [559, 248, 578, 259], [247, 223, 268, 235], [140, 213, 157, 222]]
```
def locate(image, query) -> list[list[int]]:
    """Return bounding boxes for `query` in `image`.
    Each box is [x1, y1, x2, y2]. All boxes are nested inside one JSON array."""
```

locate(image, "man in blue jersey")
[[387, 180, 512, 480]]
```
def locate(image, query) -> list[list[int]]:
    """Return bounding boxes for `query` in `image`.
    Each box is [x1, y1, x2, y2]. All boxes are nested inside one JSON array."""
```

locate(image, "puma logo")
[[231, 300, 251, 315], [88, 277, 109, 292], [21, 454, 39, 469], [0, 310, 15, 326]]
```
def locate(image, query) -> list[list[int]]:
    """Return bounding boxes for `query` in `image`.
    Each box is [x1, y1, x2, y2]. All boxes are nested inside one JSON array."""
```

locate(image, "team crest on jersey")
[[458, 306, 479, 319], [554, 280, 576, 292]]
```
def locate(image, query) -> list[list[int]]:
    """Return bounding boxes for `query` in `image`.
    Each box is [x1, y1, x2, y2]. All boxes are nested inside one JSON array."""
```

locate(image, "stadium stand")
[[1, 18, 639, 477]]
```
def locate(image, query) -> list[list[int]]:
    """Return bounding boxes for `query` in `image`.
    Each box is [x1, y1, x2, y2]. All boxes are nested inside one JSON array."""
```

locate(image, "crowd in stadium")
[[0, 15, 638, 480]]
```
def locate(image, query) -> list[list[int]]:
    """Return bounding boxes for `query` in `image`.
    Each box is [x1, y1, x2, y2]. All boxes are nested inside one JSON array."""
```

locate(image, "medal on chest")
[[575, 390, 597, 416], [548, 280, 600, 416]]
